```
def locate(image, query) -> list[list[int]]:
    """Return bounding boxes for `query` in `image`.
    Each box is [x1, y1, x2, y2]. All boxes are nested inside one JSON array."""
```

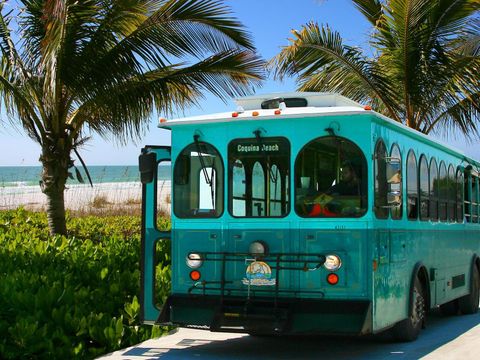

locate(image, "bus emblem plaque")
[[242, 260, 276, 286]]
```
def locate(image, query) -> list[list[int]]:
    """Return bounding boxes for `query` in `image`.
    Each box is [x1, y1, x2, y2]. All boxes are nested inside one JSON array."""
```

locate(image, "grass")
[[91, 194, 112, 208]]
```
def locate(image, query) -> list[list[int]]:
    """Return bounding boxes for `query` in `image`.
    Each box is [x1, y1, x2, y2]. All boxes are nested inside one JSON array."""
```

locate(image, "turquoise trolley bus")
[[139, 92, 480, 341]]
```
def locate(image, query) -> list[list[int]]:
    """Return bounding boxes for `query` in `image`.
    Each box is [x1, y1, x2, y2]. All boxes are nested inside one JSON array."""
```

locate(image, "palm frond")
[[272, 22, 401, 121], [70, 49, 263, 143]]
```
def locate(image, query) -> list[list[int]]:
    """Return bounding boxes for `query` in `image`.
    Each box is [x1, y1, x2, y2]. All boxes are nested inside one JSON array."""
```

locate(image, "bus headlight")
[[324, 254, 342, 271], [186, 253, 203, 268]]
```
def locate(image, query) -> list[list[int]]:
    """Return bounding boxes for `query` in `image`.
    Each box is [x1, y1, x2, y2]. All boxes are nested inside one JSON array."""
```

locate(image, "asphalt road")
[[99, 310, 480, 359]]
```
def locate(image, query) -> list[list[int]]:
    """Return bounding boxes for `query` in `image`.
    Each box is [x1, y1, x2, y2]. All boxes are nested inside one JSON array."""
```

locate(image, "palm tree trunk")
[[40, 142, 70, 236]]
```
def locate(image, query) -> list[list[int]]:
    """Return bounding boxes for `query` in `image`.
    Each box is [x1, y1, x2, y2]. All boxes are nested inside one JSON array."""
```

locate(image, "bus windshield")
[[173, 141, 223, 218], [295, 136, 367, 218], [228, 137, 290, 217]]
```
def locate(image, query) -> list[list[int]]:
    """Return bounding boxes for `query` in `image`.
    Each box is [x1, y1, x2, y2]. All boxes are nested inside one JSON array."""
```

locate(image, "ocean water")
[[0, 165, 171, 188]]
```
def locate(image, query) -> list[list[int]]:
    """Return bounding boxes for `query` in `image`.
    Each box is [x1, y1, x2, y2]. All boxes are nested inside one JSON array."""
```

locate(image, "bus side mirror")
[[139, 152, 156, 184], [386, 158, 401, 185]]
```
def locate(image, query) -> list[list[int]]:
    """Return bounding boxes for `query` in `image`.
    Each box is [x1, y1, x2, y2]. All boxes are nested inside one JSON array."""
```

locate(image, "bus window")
[[407, 150, 418, 220], [439, 162, 447, 221], [157, 161, 172, 224], [419, 155, 429, 220], [232, 160, 246, 216], [473, 177, 479, 223], [390, 144, 403, 220], [447, 165, 456, 221], [456, 168, 464, 222], [465, 174, 472, 222], [252, 161, 266, 216], [270, 164, 283, 216], [374, 140, 388, 219], [429, 158, 439, 221], [173, 142, 224, 218], [228, 137, 290, 217], [295, 136, 367, 218]]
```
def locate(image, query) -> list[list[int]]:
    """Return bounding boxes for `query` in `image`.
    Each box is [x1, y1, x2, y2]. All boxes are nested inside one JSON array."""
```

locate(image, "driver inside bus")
[[306, 161, 361, 216]]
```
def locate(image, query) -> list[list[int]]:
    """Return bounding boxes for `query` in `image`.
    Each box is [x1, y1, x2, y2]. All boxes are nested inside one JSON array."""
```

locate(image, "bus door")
[[227, 136, 297, 296], [139, 146, 171, 324]]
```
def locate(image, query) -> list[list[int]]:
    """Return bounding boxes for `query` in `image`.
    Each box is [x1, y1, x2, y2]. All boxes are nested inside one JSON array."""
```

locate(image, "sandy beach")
[[0, 180, 171, 214]]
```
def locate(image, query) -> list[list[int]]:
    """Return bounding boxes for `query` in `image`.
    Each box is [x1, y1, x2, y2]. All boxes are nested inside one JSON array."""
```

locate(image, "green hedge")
[[0, 208, 171, 359]]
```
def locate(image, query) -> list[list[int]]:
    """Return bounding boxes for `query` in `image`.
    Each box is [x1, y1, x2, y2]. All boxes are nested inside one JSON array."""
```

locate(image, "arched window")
[[269, 164, 283, 216], [473, 177, 479, 223], [419, 155, 429, 220], [439, 161, 447, 221], [456, 168, 464, 222], [429, 158, 438, 221], [390, 144, 403, 220], [374, 140, 388, 219], [252, 162, 266, 216], [407, 150, 418, 220], [174, 141, 224, 218], [295, 136, 367, 218], [448, 165, 456, 221]]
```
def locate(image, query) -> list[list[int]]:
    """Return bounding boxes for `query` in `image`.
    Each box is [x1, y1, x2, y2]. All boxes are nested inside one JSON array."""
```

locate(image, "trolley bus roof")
[[158, 92, 478, 166], [158, 92, 368, 127]]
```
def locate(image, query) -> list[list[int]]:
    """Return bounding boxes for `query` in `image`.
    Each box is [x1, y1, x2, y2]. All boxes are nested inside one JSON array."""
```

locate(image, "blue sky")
[[0, 0, 477, 166]]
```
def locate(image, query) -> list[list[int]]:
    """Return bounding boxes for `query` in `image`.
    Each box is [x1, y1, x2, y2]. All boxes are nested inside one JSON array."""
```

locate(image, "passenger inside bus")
[[306, 161, 361, 216]]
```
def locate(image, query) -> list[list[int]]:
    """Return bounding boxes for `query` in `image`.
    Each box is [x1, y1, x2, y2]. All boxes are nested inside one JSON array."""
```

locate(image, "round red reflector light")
[[364, 105, 372, 110], [190, 270, 201, 281], [274, 109, 281, 115], [327, 273, 339, 285], [232, 112, 239, 118]]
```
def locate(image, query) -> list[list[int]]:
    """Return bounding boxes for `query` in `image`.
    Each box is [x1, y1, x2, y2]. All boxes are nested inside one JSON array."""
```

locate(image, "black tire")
[[439, 299, 459, 316], [459, 265, 480, 315], [392, 277, 426, 342]]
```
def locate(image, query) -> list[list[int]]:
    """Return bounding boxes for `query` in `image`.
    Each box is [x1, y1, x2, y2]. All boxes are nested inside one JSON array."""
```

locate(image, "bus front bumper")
[[157, 294, 372, 335]]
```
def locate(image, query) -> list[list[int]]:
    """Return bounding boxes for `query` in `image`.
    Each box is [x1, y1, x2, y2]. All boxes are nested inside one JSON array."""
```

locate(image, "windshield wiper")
[[193, 135, 215, 209]]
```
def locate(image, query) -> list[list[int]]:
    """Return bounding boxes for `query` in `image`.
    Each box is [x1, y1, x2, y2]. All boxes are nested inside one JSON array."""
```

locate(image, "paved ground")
[[99, 310, 480, 359]]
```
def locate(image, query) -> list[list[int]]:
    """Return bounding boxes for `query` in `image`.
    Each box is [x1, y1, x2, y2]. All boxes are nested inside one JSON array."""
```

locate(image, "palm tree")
[[0, 0, 264, 235], [272, 0, 479, 136]]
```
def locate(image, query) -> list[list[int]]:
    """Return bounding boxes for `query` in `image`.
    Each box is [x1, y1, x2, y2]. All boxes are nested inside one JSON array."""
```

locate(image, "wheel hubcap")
[[411, 288, 425, 327]]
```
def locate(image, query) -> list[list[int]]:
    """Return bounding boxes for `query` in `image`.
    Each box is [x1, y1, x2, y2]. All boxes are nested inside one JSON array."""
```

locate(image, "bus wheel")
[[393, 278, 426, 342], [458, 265, 480, 315]]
